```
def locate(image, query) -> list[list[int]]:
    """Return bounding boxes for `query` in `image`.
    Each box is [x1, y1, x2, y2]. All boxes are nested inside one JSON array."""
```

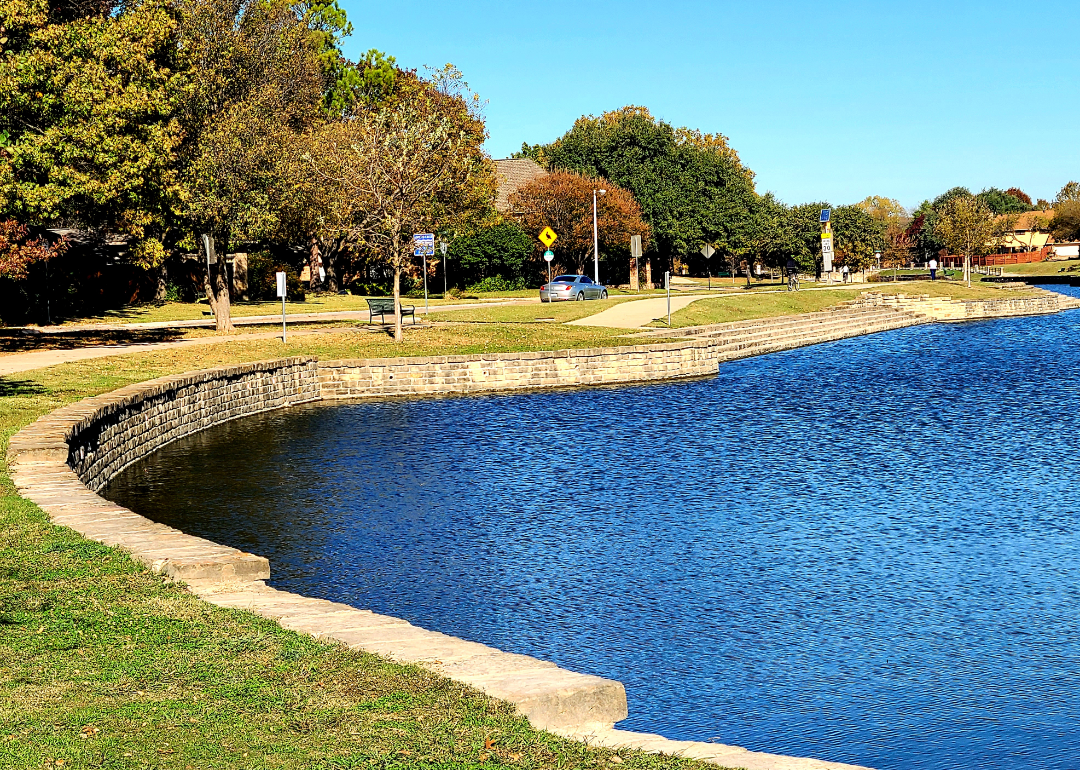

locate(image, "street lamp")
[[593, 188, 606, 283]]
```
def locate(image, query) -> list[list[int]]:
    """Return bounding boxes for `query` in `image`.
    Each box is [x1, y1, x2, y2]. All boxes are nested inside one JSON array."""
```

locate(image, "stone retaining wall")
[[318, 340, 717, 399], [854, 288, 1080, 321]]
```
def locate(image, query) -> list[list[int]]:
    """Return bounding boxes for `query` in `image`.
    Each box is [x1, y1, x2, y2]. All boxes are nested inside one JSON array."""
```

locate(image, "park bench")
[[366, 297, 416, 325]]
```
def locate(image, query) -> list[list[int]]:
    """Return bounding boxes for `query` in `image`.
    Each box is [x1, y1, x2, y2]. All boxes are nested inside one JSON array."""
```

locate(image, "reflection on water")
[[107, 288, 1080, 770]]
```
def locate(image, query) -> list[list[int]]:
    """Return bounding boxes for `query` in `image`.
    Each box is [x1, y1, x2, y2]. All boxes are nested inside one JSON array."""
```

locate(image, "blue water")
[[107, 287, 1080, 770]]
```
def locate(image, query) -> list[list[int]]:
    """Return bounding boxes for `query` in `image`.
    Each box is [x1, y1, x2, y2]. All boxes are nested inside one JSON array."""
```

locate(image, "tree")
[[447, 222, 533, 288], [854, 196, 907, 225], [0, 0, 184, 260], [1050, 202, 1080, 243], [528, 107, 756, 271], [1005, 187, 1033, 206], [308, 82, 493, 341], [173, 0, 330, 331], [1055, 181, 1080, 207], [0, 220, 66, 280], [977, 187, 1034, 215], [934, 194, 1013, 284], [832, 204, 884, 271], [507, 171, 650, 277]]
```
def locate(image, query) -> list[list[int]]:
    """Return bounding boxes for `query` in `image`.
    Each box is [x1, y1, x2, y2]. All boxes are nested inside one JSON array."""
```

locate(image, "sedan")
[[540, 274, 609, 302]]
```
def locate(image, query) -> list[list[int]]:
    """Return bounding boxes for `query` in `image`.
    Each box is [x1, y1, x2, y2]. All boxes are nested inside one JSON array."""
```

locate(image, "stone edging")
[[20, 311, 1024, 769]]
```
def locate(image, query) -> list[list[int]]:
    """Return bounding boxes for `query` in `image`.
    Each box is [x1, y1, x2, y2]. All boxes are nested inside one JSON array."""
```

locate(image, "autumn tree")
[[1055, 181, 1080, 207], [1050, 202, 1080, 243], [0, 220, 66, 280], [308, 76, 493, 341], [507, 171, 650, 278], [934, 194, 1013, 285], [854, 196, 907, 225], [523, 107, 755, 270]]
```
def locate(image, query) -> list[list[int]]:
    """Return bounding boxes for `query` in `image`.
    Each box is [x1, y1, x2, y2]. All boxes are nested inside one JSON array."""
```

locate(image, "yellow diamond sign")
[[538, 227, 558, 248]]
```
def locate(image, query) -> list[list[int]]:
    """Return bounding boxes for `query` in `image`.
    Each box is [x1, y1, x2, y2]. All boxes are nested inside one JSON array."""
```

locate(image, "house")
[[493, 158, 547, 214], [997, 210, 1053, 253]]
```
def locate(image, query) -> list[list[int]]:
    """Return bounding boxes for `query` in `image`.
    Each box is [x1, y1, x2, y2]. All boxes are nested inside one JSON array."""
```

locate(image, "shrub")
[[246, 252, 305, 301], [465, 275, 528, 293]]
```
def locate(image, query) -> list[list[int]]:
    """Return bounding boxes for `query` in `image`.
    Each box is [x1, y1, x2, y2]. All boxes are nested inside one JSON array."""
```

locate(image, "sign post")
[[700, 243, 716, 289], [820, 209, 833, 281], [440, 241, 448, 296], [630, 235, 643, 291], [665, 270, 671, 326], [538, 228, 558, 288], [413, 233, 435, 313], [275, 271, 287, 343]]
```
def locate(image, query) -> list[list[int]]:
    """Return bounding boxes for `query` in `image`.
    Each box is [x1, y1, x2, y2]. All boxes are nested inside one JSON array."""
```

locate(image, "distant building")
[[493, 158, 547, 214], [997, 210, 1054, 253]]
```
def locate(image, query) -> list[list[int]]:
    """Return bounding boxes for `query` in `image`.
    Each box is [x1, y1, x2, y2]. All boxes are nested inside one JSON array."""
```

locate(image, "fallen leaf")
[[484, 737, 497, 750], [609, 756, 624, 764], [478, 753, 490, 762]]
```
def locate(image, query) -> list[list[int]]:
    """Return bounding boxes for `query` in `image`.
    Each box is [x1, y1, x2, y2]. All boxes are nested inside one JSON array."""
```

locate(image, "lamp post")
[[593, 188, 606, 283]]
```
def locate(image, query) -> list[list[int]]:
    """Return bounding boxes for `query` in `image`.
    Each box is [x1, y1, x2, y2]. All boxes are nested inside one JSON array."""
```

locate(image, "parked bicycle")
[[787, 271, 800, 292]]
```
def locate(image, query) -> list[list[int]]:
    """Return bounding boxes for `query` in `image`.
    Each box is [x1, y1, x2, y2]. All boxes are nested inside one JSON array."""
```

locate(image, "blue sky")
[[342, 0, 1080, 210]]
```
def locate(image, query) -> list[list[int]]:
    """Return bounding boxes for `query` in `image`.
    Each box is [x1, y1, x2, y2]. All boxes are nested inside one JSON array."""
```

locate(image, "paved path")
[[24, 300, 531, 334], [567, 294, 710, 328], [0, 326, 370, 377]]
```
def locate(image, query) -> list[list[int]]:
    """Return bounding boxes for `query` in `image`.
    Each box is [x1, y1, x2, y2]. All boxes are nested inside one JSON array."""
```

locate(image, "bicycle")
[[787, 271, 800, 292]]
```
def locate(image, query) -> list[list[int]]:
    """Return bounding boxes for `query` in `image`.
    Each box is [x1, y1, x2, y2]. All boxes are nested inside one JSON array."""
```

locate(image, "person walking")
[[929, 257, 938, 281]]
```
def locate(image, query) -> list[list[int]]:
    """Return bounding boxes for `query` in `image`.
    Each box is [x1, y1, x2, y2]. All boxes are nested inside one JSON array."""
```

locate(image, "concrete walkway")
[[568, 294, 709, 328], [0, 326, 370, 377]]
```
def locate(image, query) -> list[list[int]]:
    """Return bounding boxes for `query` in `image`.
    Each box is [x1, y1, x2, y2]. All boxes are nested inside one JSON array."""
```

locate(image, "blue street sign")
[[820, 209, 831, 223], [413, 233, 435, 257]]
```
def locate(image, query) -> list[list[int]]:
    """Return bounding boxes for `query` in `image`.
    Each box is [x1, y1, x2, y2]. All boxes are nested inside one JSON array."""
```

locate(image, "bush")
[[449, 222, 535, 287], [246, 251, 305, 301], [465, 275, 528, 293]]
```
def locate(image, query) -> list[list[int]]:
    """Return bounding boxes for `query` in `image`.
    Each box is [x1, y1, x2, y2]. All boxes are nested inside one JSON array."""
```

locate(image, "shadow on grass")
[[0, 378, 47, 397], [0, 328, 185, 353]]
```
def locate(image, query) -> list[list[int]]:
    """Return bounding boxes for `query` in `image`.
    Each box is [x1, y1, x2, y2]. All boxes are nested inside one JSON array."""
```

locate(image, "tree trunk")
[[309, 232, 323, 292], [392, 264, 403, 342], [201, 232, 233, 333]]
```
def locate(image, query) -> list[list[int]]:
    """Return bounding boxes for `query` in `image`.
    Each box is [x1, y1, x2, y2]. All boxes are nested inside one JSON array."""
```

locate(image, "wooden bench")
[[366, 297, 416, 325]]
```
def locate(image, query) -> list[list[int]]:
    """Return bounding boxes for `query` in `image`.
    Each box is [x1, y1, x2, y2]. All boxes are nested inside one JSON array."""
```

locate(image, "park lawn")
[[0, 333, 716, 770], [1003, 258, 1080, 276], [657, 280, 1038, 328], [427, 296, 643, 325], [53, 294, 525, 327]]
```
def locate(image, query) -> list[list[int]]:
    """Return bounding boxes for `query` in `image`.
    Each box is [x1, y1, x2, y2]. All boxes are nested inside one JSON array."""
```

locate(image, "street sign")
[[821, 237, 833, 273], [413, 232, 435, 256], [700, 243, 716, 259], [276, 271, 287, 343], [275, 271, 287, 298], [820, 209, 831, 223], [440, 241, 448, 255], [543, 250, 554, 262], [821, 237, 833, 255], [538, 227, 558, 248], [630, 235, 643, 258]]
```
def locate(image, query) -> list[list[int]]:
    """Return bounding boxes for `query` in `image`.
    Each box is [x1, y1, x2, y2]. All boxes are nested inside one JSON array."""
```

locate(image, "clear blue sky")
[[342, 0, 1080, 210]]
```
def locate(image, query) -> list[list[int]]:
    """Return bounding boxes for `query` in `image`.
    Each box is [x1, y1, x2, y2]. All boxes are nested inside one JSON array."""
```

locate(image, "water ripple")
[[107, 287, 1080, 770]]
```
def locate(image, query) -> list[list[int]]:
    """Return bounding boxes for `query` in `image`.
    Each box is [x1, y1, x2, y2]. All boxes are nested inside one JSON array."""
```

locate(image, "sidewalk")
[[22, 300, 531, 334], [0, 326, 369, 377]]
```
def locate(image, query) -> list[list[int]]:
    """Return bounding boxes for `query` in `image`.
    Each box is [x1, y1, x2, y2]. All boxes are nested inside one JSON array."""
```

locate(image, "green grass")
[[427, 296, 643, 325], [53, 294, 527, 327], [1002, 258, 1080, 275], [657, 280, 1038, 328], [0, 333, 719, 770]]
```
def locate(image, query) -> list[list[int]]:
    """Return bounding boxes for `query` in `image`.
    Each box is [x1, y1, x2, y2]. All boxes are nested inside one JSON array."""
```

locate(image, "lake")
[[107, 286, 1080, 770]]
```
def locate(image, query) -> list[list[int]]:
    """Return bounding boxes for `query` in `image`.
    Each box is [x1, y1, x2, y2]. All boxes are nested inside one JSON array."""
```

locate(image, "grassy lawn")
[[427, 297, 643, 325], [657, 281, 1037, 328], [0, 334, 715, 770], [1003, 258, 1080, 275], [53, 294, 529, 327]]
